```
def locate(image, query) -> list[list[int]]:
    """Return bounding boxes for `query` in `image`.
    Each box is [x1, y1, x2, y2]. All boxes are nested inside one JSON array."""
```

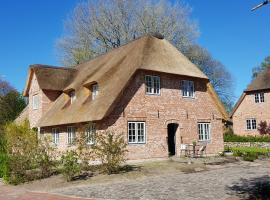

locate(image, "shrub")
[[35, 136, 58, 178], [61, 150, 81, 181], [231, 147, 270, 162], [93, 131, 127, 174], [3, 121, 38, 184], [224, 132, 270, 142], [258, 121, 270, 135]]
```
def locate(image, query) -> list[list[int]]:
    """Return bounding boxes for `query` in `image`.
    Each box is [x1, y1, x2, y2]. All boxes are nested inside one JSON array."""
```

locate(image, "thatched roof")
[[32, 35, 225, 127], [23, 65, 76, 96], [231, 68, 270, 117], [245, 67, 270, 92]]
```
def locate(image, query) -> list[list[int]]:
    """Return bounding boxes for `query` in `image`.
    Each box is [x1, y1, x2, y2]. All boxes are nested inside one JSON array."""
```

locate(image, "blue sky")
[[0, 0, 270, 102]]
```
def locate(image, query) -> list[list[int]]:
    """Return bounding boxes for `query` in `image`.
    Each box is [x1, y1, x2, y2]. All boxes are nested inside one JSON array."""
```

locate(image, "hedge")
[[224, 133, 270, 142]]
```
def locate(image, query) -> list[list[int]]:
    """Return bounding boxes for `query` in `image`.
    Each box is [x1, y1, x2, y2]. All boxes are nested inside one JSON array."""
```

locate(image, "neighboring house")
[[17, 34, 228, 160], [231, 68, 270, 136]]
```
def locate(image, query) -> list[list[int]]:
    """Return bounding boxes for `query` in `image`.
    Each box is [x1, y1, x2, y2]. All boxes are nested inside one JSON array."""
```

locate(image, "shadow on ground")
[[227, 175, 270, 200]]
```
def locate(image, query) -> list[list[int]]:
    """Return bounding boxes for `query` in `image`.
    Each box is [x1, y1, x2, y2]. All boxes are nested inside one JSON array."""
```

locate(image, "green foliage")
[[0, 90, 26, 127], [231, 147, 270, 162], [35, 136, 58, 178], [61, 150, 81, 181], [2, 121, 38, 184], [93, 131, 127, 174], [224, 131, 270, 142]]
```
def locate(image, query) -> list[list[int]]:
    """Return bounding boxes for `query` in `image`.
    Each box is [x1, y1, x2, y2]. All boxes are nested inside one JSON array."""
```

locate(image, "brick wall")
[[232, 91, 270, 136], [28, 73, 61, 128], [41, 70, 224, 160]]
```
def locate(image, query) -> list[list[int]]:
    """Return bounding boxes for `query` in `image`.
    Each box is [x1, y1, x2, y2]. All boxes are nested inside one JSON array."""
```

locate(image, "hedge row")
[[224, 133, 270, 142]]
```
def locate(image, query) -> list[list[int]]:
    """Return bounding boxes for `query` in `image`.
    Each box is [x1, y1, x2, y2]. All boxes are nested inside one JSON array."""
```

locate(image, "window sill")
[[182, 96, 195, 99], [128, 142, 146, 145], [145, 93, 160, 96]]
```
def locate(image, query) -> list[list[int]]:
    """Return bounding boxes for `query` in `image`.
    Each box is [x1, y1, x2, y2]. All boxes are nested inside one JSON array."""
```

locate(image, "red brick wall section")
[[28, 73, 62, 128], [41, 70, 224, 160], [232, 91, 270, 136]]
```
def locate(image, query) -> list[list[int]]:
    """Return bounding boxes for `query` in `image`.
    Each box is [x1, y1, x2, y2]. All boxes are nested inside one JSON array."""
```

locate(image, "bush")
[[3, 121, 38, 184], [0, 153, 7, 178], [224, 131, 270, 142], [35, 136, 58, 178], [61, 150, 81, 181], [231, 147, 270, 162], [93, 131, 127, 174]]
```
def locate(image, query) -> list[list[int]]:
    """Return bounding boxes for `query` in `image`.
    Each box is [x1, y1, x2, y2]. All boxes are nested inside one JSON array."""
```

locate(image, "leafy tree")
[[252, 56, 270, 78], [57, 0, 234, 111]]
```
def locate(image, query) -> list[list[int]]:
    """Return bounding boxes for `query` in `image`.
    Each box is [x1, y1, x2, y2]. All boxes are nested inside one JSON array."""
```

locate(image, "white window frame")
[[198, 123, 211, 141], [70, 91, 76, 104], [246, 118, 257, 130], [67, 126, 76, 145], [92, 84, 99, 100], [32, 94, 39, 110], [52, 128, 60, 145], [181, 80, 195, 98], [255, 92, 264, 103], [145, 75, 160, 95], [128, 122, 146, 144], [86, 123, 96, 145]]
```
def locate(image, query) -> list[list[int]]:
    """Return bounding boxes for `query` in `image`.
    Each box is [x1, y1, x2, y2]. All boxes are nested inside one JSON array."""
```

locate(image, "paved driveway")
[[1, 160, 270, 200], [53, 160, 270, 200]]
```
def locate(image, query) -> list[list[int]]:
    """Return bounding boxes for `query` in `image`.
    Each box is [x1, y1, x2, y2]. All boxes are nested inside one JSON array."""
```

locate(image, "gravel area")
[[53, 159, 270, 200]]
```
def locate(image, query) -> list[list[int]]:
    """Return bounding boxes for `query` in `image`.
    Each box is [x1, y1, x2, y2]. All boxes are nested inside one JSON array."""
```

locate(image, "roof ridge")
[[30, 64, 76, 71]]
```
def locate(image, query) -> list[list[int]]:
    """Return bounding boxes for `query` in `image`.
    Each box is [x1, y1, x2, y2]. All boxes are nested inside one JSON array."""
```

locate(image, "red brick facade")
[[232, 91, 270, 136], [38, 70, 224, 159]]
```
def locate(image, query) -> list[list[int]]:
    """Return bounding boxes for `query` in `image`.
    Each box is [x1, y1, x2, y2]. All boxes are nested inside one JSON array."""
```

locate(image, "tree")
[[57, 0, 234, 111], [252, 56, 270, 78]]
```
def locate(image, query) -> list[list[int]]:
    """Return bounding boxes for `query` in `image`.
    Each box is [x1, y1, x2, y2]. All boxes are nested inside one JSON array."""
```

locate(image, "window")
[[86, 123, 96, 145], [246, 118, 257, 130], [32, 94, 39, 110], [255, 93, 264, 103], [128, 122, 146, 144], [70, 91, 76, 104], [198, 123, 211, 141], [145, 75, 160, 95], [181, 80, 194, 98], [92, 84, 99, 100], [52, 128, 59, 145], [67, 127, 76, 145]]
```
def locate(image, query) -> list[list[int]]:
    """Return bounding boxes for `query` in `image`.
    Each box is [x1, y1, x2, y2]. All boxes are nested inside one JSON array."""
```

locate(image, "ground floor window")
[[86, 123, 96, 145], [52, 128, 59, 145], [198, 123, 211, 141], [246, 118, 256, 130], [128, 122, 146, 144], [67, 127, 76, 145]]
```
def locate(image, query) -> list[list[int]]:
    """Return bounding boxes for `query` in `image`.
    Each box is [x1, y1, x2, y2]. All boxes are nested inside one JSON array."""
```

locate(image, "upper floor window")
[[128, 122, 146, 144], [255, 92, 264, 103], [198, 123, 211, 141], [32, 94, 39, 110], [86, 123, 96, 145], [52, 128, 59, 145], [246, 118, 256, 130], [67, 126, 76, 145], [181, 80, 194, 98], [69, 91, 76, 104], [92, 84, 99, 100], [145, 75, 160, 95]]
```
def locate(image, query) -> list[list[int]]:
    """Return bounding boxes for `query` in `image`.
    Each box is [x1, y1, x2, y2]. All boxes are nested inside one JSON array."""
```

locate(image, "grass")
[[224, 133, 270, 142]]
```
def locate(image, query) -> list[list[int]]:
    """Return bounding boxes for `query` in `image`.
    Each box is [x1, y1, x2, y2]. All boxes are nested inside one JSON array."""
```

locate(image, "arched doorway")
[[167, 123, 179, 156]]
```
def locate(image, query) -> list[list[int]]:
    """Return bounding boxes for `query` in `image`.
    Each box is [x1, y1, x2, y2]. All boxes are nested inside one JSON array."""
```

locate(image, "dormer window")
[[255, 92, 264, 103], [69, 91, 76, 104], [92, 84, 99, 100]]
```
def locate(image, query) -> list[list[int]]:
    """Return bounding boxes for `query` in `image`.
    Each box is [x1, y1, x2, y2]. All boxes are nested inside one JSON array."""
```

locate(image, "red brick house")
[[231, 68, 270, 136], [17, 35, 227, 159]]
